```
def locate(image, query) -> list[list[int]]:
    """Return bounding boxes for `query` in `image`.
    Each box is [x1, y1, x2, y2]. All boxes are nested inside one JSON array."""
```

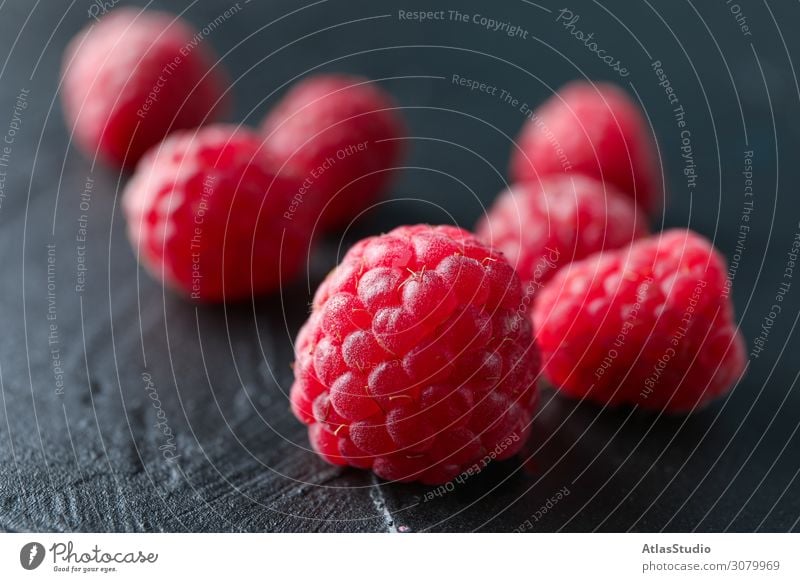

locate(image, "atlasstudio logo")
[[20, 542, 46, 570]]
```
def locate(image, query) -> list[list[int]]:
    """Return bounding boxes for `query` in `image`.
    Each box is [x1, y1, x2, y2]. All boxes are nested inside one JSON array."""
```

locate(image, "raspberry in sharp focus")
[[261, 74, 406, 230], [122, 125, 312, 302], [510, 81, 663, 215], [476, 175, 649, 299], [291, 225, 541, 484], [533, 229, 746, 412], [61, 8, 230, 169]]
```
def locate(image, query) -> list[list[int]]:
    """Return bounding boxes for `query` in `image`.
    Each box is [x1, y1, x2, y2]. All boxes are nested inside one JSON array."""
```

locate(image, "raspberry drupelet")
[[291, 225, 540, 484], [533, 229, 746, 412]]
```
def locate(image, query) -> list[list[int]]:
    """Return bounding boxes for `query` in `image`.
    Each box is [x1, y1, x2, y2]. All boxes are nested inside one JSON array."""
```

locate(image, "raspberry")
[[61, 8, 230, 168], [122, 125, 311, 302], [533, 229, 746, 412], [510, 81, 662, 215], [291, 225, 540, 484], [261, 74, 406, 230], [476, 175, 648, 297]]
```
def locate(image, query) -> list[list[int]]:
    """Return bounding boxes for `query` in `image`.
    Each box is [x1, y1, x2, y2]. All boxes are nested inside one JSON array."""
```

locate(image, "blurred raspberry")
[[261, 74, 405, 230], [510, 81, 662, 215], [476, 175, 648, 300], [61, 8, 230, 168], [291, 225, 540, 484], [533, 229, 746, 412], [123, 125, 311, 302]]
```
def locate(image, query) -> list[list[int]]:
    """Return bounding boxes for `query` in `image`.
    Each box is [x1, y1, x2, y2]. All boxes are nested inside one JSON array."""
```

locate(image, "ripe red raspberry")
[[510, 81, 662, 215], [476, 175, 648, 298], [123, 125, 311, 302], [533, 229, 746, 412], [291, 225, 540, 484], [261, 74, 406, 230], [61, 8, 230, 168]]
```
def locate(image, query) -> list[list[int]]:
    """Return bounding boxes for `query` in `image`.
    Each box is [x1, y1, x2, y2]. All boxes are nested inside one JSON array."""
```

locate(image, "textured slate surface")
[[1, 0, 800, 532]]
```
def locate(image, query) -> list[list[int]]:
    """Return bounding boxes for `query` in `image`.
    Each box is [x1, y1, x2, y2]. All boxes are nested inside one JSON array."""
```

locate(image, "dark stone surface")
[[1, 0, 799, 532]]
